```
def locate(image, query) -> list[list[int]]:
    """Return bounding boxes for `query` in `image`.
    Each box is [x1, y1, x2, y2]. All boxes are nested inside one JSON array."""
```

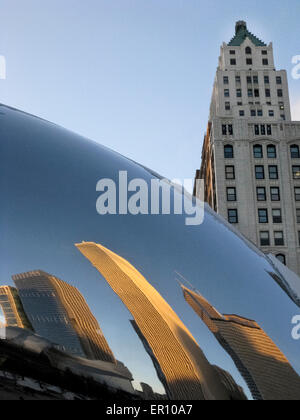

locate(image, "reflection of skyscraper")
[[12, 270, 116, 363], [0, 286, 32, 330], [76, 241, 244, 401], [181, 285, 300, 400]]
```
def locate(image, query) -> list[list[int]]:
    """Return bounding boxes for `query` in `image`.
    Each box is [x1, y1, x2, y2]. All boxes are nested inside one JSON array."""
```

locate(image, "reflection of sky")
[[1, 106, 300, 398], [0, 0, 300, 188]]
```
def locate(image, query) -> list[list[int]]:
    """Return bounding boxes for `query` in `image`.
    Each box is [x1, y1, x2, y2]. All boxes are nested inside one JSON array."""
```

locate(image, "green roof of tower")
[[228, 21, 267, 47]]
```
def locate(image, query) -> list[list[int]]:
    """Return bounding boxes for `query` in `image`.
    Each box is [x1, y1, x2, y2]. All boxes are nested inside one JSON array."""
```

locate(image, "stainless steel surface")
[[0, 104, 299, 399]]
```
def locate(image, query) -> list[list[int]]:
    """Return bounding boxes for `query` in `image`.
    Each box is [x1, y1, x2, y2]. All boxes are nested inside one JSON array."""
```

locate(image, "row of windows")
[[225, 104, 284, 119], [226, 186, 300, 202], [229, 58, 269, 66], [255, 165, 279, 180], [254, 124, 272, 136], [222, 125, 234, 136], [224, 75, 282, 85], [224, 88, 283, 98], [259, 231, 285, 246], [230, 48, 268, 56], [224, 144, 300, 160], [224, 144, 275, 159], [256, 208, 300, 225], [253, 144, 300, 159], [226, 187, 281, 202], [228, 208, 282, 224]]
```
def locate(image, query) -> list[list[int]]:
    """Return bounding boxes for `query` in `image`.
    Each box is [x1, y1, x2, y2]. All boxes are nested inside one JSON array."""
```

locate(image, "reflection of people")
[[76, 241, 246, 400], [181, 285, 300, 400]]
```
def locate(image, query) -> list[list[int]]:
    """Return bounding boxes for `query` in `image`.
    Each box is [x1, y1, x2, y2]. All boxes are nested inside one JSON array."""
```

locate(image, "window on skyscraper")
[[257, 187, 266, 201], [295, 187, 300, 201], [225, 165, 235, 179], [274, 231, 284, 246], [227, 187, 237, 201], [258, 209, 268, 223], [255, 166, 265, 180], [276, 254, 286, 265], [267, 145, 277, 158], [228, 209, 238, 224], [290, 145, 300, 159], [272, 209, 282, 224], [292, 166, 300, 179], [296, 209, 300, 224], [260, 231, 270, 246], [253, 145, 263, 158], [224, 145, 234, 158], [236, 89, 242, 98], [271, 187, 280, 201], [269, 166, 278, 179]]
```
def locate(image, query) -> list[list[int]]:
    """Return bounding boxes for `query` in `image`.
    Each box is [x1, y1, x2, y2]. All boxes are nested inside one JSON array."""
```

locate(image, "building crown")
[[228, 20, 266, 47]]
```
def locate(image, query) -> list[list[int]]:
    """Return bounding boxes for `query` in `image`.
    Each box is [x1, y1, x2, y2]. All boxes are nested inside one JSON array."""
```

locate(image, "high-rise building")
[[194, 21, 300, 275], [76, 241, 246, 401], [12, 270, 116, 363], [0, 286, 33, 330], [181, 284, 300, 400]]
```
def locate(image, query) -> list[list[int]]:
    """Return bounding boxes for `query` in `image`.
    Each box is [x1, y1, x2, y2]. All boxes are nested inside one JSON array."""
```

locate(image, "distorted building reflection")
[[181, 285, 300, 400], [0, 286, 33, 330], [12, 270, 116, 363], [76, 241, 246, 401]]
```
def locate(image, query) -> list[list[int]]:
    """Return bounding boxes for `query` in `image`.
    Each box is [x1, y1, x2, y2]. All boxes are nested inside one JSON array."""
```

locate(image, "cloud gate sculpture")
[[0, 104, 300, 400]]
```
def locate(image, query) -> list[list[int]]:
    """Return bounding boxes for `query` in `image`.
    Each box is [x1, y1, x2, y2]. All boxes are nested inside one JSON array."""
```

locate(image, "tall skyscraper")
[[181, 284, 300, 400], [76, 241, 245, 401], [194, 21, 300, 275], [0, 286, 33, 330], [12, 270, 116, 363]]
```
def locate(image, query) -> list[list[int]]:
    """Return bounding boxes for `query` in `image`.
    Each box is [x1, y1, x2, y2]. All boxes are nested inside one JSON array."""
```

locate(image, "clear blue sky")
[[0, 0, 300, 182]]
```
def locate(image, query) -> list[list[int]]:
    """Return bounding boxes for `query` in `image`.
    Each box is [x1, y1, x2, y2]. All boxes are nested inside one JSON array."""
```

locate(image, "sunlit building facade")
[[0, 286, 33, 330], [12, 270, 116, 363], [75, 241, 246, 401], [194, 21, 300, 275], [181, 285, 300, 400]]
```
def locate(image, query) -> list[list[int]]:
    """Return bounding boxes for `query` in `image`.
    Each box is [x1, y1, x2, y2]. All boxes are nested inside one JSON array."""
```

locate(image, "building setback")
[[12, 270, 116, 363], [181, 284, 300, 400], [0, 286, 33, 330], [194, 21, 300, 275], [75, 241, 245, 400]]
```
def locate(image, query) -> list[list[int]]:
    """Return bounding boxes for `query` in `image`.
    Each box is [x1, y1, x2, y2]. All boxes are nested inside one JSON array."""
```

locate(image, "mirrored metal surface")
[[0, 105, 300, 400]]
